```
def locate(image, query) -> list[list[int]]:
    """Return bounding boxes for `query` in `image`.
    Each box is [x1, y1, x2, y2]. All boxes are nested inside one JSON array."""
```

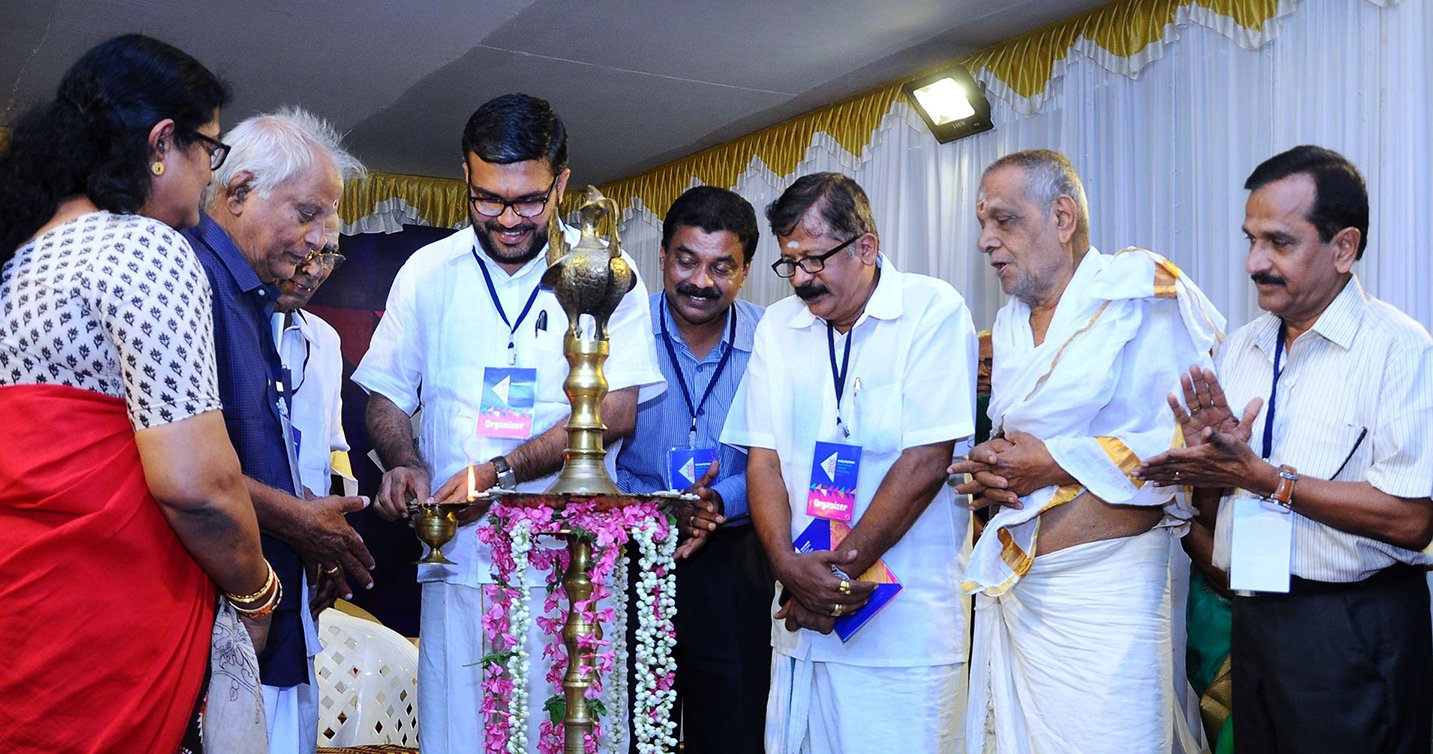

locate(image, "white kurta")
[[275, 309, 350, 497], [352, 225, 665, 752], [963, 248, 1222, 754], [722, 258, 978, 752]]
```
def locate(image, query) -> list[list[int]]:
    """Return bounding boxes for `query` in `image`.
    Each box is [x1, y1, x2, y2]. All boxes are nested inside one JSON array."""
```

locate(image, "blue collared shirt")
[[616, 293, 763, 526], [183, 212, 307, 687]]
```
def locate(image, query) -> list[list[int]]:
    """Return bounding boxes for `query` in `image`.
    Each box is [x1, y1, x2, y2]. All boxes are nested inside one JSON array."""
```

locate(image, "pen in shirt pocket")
[[1330, 426, 1368, 479], [535, 309, 548, 334]]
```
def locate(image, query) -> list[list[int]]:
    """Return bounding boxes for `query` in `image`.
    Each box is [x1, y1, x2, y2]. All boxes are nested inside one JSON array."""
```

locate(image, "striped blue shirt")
[[617, 293, 763, 526]]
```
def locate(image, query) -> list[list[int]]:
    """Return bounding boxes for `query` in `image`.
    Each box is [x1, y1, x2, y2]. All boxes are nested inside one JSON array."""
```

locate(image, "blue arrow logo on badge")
[[493, 375, 511, 406], [821, 451, 839, 482], [679, 456, 696, 484]]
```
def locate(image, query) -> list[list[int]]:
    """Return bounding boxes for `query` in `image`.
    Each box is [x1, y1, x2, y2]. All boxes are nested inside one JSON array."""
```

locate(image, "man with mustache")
[[951, 150, 1217, 753], [273, 216, 357, 617], [1138, 146, 1433, 752], [183, 108, 370, 754], [353, 93, 663, 752], [615, 186, 771, 753], [722, 172, 978, 753]]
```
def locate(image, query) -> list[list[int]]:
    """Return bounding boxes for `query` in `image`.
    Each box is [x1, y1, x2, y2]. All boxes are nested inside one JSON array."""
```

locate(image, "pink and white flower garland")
[[479, 500, 677, 754]]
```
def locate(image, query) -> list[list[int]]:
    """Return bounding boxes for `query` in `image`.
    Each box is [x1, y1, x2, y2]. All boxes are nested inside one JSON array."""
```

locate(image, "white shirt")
[[1213, 276, 1433, 581], [274, 309, 349, 497], [722, 258, 978, 667], [352, 226, 665, 587]]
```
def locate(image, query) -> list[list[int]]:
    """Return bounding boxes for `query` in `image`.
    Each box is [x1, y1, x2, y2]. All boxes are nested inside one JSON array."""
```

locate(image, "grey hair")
[[208, 106, 364, 205], [982, 149, 1089, 244]]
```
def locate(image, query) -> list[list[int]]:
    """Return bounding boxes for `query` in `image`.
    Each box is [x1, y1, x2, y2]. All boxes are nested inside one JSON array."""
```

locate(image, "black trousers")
[[1231, 565, 1432, 753], [627, 524, 774, 754]]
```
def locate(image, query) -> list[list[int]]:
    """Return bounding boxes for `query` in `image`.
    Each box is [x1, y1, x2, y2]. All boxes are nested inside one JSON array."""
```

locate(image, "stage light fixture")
[[902, 65, 994, 144]]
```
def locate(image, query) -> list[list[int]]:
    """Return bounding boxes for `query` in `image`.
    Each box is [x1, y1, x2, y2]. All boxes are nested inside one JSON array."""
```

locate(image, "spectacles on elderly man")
[[770, 234, 861, 278], [302, 246, 346, 272], [468, 174, 559, 218], [188, 131, 231, 171]]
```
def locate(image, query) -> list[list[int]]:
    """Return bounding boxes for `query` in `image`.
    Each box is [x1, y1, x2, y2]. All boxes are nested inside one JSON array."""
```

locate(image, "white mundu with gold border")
[[963, 247, 1223, 754]]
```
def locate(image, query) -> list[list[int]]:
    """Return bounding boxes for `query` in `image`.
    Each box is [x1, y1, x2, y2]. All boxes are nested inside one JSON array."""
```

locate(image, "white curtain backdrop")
[[616, 0, 1431, 334]]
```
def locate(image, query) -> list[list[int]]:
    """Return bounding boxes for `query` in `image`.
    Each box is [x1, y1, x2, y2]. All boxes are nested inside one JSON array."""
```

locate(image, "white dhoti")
[[966, 529, 1201, 754], [262, 682, 319, 754], [767, 655, 966, 754], [262, 572, 321, 754]]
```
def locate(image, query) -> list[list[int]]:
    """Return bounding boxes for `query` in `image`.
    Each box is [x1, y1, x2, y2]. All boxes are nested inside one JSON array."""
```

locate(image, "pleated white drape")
[[616, 0, 1431, 333]]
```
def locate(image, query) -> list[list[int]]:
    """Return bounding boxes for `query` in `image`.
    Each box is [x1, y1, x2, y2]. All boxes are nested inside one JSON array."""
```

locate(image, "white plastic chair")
[[314, 607, 420, 747]]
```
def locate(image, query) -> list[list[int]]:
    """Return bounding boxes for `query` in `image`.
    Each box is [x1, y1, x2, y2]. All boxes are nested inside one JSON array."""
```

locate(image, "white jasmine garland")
[[630, 518, 679, 754], [504, 520, 533, 754]]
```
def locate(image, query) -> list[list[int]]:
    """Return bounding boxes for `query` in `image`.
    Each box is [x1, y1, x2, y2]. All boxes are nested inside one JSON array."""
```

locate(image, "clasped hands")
[[947, 430, 1062, 511], [772, 548, 876, 634], [1134, 365, 1265, 489]]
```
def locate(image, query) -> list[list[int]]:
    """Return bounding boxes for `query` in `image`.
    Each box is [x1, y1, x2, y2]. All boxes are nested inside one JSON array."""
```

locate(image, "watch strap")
[[1270, 464, 1298, 510], [490, 455, 517, 490]]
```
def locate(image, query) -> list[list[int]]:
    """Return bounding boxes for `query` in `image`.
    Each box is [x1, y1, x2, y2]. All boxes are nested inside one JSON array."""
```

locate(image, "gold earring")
[[150, 161, 165, 176]]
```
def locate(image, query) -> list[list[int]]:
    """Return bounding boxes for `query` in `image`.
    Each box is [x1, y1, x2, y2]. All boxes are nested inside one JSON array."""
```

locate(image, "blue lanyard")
[[659, 299, 736, 447], [473, 247, 542, 365], [827, 322, 853, 437], [1259, 324, 1287, 460]]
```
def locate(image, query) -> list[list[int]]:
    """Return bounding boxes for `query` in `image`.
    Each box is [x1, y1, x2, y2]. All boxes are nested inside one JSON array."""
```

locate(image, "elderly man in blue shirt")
[[183, 107, 369, 754], [617, 186, 771, 754]]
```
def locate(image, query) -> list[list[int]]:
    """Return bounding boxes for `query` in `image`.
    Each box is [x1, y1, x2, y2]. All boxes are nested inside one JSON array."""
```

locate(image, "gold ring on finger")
[[838, 579, 851, 596], [832, 603, 844, 618], [324, 565, 340, 575]]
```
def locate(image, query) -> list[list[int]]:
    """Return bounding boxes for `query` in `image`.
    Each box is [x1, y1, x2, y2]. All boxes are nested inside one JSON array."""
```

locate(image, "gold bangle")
[[233, 578, 283, 619], [226, 562, 276, 606]]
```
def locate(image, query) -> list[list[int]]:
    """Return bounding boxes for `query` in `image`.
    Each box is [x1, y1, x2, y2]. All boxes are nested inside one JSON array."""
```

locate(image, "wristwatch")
[[1267, 464, 1298, 512], [490, 455, 517, 491]]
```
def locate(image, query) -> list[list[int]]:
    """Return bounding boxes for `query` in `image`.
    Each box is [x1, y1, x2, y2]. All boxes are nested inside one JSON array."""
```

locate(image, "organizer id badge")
[[667, 447, 717, 491], [476, 367, 536, 439], [806, 440, 861, 522]]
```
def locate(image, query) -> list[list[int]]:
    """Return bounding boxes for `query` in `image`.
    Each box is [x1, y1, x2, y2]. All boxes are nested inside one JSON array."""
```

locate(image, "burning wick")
[[467, 464, 477, 501]]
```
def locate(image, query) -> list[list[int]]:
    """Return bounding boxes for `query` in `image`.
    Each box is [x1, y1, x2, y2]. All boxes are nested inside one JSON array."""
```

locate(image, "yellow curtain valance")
[[340, 171, 466, 229], [962, 0, 1282, 101], [596, 0, 1284, 221]]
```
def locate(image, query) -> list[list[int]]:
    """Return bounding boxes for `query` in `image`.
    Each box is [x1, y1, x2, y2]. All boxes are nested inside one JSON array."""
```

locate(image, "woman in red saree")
[[0, 35, 274, 753]]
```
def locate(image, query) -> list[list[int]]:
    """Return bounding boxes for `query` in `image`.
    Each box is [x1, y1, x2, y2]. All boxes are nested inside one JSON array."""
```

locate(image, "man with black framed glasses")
[[354, 92, 664, 753], [723, 172, 979, 753]]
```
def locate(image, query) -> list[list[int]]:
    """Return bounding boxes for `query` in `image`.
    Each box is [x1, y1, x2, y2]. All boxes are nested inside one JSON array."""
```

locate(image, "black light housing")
[[902, 65, 995, 144]]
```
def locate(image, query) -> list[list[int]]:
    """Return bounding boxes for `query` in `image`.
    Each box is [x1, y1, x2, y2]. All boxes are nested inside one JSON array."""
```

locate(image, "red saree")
[[0, 384, 214, 753]]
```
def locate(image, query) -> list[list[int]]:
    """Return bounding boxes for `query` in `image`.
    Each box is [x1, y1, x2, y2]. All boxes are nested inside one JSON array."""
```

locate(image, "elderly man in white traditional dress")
[[951, 150, 1217, 754]]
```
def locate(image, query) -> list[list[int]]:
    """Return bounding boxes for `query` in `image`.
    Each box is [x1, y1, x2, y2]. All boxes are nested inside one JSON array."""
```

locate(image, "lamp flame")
[[467, 464, 477, 501]]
